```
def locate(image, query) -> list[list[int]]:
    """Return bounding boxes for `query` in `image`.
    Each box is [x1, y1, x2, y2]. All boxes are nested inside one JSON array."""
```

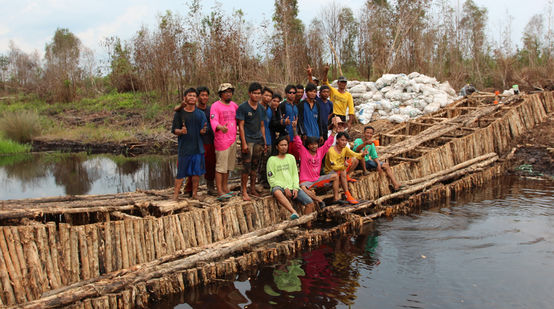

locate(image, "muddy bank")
[[31, 138, 176, 155], [508, 115, 554, 178]]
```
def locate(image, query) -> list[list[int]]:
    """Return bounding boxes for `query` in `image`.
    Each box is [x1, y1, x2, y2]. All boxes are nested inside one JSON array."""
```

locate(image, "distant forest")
[[1, 0, 553, 103]]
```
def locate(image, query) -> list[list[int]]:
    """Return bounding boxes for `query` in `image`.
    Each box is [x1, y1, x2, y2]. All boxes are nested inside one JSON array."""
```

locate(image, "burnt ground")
[[508, 114, 554, 178]]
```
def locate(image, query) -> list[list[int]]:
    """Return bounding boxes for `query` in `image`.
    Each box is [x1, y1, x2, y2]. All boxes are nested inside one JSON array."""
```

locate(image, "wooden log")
[[144, 219, 155, 261], [404, 153, 498, 186], [115, 222, 127, 270], [17, 213, 315, 309], [89, 225, 100, 278], [77, 226, 91, 281], [70, 227, 80, 282], [202, 209, 214, 243], [172, 215, 187, 251], [150, 200, 189, 213], [133, 219, 146, 264], [36, 226, 58, 290], [103, 222, 113, 274], [20, 226, 45, 299], [34, 213, 317, 307], [0, 246, 16, 305], [58, 223, 71, 285], [0, 228, 25, 304], [123, 220, 136, 266], [340, 156, 499, 214], [153, 217, 167, 258], [111, 211, 141, 220], [46, 223, 63, 288], [162, 216, 176, 254], [9, 227, 34, 301]]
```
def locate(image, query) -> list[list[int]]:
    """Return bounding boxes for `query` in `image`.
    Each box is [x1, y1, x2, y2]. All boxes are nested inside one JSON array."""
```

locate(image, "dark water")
[[155, 177, 554, 309], [0, 153, 176, 200]]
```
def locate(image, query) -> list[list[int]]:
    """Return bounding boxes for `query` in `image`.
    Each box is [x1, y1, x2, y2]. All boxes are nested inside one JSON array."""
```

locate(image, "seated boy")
[[353, 126, 403, 191], [324, 131, 368, 204], [291, 117, 340, 207], [267, 136, 316, 225]]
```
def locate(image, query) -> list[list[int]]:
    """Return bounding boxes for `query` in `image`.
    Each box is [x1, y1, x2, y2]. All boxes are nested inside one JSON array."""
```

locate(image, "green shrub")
[[0, 138, 31, 154], [0, 110, 42, 143]]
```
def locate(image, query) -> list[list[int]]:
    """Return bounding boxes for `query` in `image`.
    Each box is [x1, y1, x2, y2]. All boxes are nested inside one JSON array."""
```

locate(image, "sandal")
[[290, 213, 299, 220], [217, 193, 233, 201]]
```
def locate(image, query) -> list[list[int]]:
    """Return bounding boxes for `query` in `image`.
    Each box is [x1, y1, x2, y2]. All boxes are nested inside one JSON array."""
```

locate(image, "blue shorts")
[[176, 154, 206, 179], [365, 160, 382, 170], [271, 186, 313, 205]]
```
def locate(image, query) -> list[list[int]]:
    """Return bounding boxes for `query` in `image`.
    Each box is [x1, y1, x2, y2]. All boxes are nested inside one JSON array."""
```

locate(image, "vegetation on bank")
[[0, 138, 31, 154]]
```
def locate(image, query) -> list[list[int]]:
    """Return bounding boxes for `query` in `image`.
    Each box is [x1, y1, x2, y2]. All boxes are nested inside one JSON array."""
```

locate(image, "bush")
[[0, 110, 42, 143]]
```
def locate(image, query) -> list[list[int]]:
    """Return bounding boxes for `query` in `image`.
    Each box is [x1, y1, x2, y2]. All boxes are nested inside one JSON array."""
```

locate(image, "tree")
[[44, 28, 82, 102], [272, 0, 306, 82], [460, 0, 488, 84]]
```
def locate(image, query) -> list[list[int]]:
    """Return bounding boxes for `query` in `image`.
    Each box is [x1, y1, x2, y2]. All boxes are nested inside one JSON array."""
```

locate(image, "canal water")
[[153, 176, 553, 309], [0, 152, 176, 200]]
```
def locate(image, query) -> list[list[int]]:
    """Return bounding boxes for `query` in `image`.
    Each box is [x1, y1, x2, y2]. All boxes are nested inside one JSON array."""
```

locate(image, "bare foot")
[[242, 193, 252, 201], [249, 189, 261, 197]]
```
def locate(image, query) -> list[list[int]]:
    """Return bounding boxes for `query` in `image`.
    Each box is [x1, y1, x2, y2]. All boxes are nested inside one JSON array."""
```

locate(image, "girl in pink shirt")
[[291, 118, 341, 206]]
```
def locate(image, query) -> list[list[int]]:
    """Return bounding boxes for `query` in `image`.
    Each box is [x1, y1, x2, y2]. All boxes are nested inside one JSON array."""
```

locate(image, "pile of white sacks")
[[332, 72, 460, 124]]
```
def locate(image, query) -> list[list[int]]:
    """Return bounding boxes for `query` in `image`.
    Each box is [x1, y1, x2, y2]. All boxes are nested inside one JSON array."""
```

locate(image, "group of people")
[[171, 65, 403, 222]]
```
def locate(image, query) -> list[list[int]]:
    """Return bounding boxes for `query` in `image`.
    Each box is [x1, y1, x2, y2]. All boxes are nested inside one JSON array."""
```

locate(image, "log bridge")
[[0, 92, 552, 308]]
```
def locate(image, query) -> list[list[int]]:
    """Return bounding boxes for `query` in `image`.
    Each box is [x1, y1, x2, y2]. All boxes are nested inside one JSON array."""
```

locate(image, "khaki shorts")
[[215, 142, 237, 173]]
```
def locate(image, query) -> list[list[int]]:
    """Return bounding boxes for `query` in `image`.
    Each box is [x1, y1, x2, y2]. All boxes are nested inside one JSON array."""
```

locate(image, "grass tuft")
[[0, 110, 42, 143], [0, 138, 31, 154]]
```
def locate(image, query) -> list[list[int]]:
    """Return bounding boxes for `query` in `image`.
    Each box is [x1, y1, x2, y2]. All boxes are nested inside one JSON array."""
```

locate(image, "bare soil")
[[508, 114, 554, 178]]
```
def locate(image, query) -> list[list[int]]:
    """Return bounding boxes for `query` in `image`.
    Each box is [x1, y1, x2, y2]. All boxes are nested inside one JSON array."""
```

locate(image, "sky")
[[0, 0, 551, 59]]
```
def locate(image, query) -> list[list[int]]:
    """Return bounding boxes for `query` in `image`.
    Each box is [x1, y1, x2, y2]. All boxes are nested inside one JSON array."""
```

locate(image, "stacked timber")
[[0, 91, 551, 308]]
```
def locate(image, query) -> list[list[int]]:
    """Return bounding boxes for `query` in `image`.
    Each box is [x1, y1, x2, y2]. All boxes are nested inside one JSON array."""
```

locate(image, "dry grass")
[[0, 110, 41, 143]]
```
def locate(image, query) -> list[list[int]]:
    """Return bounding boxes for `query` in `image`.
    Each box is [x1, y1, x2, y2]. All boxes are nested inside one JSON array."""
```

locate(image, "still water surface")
[[154, 177, 553, 309], [0, 153, 176, 199]]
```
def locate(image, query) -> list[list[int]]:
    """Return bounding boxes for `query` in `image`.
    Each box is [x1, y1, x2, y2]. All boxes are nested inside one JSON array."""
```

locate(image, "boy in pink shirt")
[[291, 117, 341, 206], [210, 83, 239, 200]]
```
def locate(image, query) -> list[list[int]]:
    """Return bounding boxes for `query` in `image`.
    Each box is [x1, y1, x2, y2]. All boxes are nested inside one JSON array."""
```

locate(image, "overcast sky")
[[0, 0, 551, 58]]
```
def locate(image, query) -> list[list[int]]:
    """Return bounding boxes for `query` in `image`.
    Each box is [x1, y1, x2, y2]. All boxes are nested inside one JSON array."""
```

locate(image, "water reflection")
[[0, 153, 177, 199], [156, 177, 554, 309]]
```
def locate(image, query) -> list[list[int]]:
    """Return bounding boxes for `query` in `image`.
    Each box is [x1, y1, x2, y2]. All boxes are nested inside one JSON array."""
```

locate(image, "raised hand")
[[284, 116, 291, 126], [306, 64, 313, 76], [221, 123, 229, 133], [180, 122, 188, 135], [291, 116, 297, 129]]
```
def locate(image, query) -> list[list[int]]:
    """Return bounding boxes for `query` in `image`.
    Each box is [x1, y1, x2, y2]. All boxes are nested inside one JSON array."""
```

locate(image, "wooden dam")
[[0, 91, 552, 308]]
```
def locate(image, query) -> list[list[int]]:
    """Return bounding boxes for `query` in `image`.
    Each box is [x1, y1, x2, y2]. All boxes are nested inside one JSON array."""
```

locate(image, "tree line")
[[1, 0, 553, 104]]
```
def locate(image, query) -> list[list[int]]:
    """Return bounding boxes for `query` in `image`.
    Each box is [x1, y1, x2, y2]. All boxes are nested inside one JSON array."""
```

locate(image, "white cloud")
[[77, 5, 150, 49], [0, 25, 9, 36]]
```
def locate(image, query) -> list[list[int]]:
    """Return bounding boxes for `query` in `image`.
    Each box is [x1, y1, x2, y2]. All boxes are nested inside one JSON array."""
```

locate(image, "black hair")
[[285, 84, 297, 94], [305, 83, 317, 93], [184, 88, 198, 96], [262, 87, 274, 95], [305, 136, 319, 146], [248, 82, 263, 93], [336, 132, 350, 140], [276, 135, 289, 146], [296, 84, 304, 91], [363, 126, 375, 133], [319, 85, 330, 91], [272, 93, 282, 101], [196, 86, 210, 95]]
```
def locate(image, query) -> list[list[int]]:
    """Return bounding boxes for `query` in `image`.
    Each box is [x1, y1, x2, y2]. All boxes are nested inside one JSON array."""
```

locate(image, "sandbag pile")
[[332, 72, 460, 124]]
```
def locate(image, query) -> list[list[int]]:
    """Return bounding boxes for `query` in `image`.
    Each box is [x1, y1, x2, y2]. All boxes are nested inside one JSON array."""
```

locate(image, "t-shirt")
[[316, 97, 333, 129], [280, 101, 298, 140], [198, 105, 214, 145], [294, 134, 335, 183], [353, 138, 378, 161], [263, 104, 272, 146], [266, 154, 299, 190], [301, 100, 320, 138], [323, 80, 354, 116], [210, 100, 238, 151], [324, 146, 363, 173], [236, 101, 264, 144], [171, 108, 207, 156]]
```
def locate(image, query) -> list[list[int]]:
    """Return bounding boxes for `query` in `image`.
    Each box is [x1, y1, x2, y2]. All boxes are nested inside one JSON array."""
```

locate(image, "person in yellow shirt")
[[324, 131, 368, 205], [320, 65, 356, 128]]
